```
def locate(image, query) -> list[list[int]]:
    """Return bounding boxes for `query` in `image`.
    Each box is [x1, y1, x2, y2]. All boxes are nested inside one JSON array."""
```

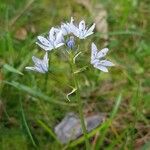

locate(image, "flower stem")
[[69, 52, 90, 150], [44, 73, 48, 92], [74, 75, 90, 150]]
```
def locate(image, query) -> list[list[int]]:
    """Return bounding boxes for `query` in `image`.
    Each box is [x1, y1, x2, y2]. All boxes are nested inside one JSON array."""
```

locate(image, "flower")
[[59, 18, 74, 36], [25, 52, 49, 73], [66, 36, 75, 49], [36, 27, 64, 51], [69, 17, 95, 39], [91, 43, 115, 72]]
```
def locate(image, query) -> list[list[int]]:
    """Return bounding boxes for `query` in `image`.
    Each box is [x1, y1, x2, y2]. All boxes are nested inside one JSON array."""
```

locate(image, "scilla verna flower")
[[66, 36, 75, 49], [69, 17, 95, 39], [91, 43, 115, 72], [59, 17, 74, 36], [36, 27, 64, 51], [25, 52, 49, 73]]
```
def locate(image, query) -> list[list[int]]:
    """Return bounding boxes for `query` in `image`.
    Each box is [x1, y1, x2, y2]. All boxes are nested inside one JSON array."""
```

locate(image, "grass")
[[0, 0, 150, 149]]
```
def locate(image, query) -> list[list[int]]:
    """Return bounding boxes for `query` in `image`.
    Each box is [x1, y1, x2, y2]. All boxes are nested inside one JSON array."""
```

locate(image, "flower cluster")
[[26, 17, 114, 73]]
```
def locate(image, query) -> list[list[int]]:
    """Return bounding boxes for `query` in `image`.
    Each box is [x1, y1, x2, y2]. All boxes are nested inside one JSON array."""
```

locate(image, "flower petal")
[[34, 65, 46, 73], [99, 60, 115, 66], [94, 64, 108, 72], [69, 18, 79, 37], [79, 20, 86, 31], [55, 31, 64, 44], [49, 27, 56, 41], [32, 56, 43, 66], [55, 43, 64, 48], [61, 24, 70, 35], [43, 52, 49, 69], [37, 36, 51, 47], [84, 31, 94, 38], [97, 48, 109, 59], [36, 42, 53, 51], [91, 43, 98, 63], [84, 23, 95, 38], [25, 66, 36, 71], [87, 23, 95, 34], [70, 24, 79, 37]]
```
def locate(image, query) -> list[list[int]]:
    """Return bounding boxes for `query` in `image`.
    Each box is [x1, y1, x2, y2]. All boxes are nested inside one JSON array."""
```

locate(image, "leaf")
[[95, 93, 122, 149], [20, 100, 37, 147], [66, 94, 122, 149], [66, 87, 77, 101], [73, 51, 82, 64], [73, 66, 88, 74], [3, 64, 24, 75], [4, 81, 77, 107], [37, 120, 61, 145], [141, 141, 150, 150]]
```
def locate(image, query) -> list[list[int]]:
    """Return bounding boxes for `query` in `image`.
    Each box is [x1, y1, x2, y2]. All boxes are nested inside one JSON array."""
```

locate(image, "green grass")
[[0, 0, 150, 149]]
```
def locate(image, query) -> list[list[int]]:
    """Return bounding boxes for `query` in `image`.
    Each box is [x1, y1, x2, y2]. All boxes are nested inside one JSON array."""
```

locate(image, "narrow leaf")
[[4, 81, 77, 107], [66, 87, 77, 101], [3, 64, 23, 75], [37, 120, 61, 145], [20, 100, 37, 147]]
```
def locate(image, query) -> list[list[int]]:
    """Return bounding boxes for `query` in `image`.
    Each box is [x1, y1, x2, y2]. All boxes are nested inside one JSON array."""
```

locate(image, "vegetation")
[[0, 0, 149, 149]]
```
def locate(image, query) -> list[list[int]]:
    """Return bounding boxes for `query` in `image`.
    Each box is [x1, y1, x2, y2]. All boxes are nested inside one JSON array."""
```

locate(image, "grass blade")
[[37, 120, 62, 145], [4, 81, 76, 107], [64, 94, 122, 149], [95, 93, 122, 150], [3, 64, 24, 75], [20, 100, 37, 147]]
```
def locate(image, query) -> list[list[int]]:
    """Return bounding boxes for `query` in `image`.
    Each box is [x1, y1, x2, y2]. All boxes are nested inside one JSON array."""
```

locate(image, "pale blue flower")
[[91, 43, 114, 72], [36, 27, 64, 51], [69, 17, 95, 39], [59, 18, 73, 36], [25, 52, 49, 73], [66, 36, 75, 49]]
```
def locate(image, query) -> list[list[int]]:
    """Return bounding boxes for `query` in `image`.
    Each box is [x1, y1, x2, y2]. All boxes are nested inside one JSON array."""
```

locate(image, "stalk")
[[44, 73, 48, 92], [69, 52, 90, 150]]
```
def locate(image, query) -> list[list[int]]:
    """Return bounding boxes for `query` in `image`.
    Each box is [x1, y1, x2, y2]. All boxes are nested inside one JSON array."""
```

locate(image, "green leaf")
[[95, 93, 122, 150], [20, 100, 37, 147], [65, 93, 122, 149], [3, 64, 24, 75], [4, 81, 77, 107], [141, 141, 150, 150], [37, 120, 61, 145]]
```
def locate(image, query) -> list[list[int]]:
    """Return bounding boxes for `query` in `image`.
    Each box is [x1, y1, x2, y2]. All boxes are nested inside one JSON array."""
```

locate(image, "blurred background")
[[0, 0, 149, 149]]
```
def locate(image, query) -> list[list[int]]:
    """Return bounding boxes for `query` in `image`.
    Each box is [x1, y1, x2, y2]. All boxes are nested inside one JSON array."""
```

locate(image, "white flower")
[[25, 52, 49, 73], [91, 43, 115, 72], [59, 18, 73, 36], [36, 27, 64, 51], [69, 17, 95, 39]]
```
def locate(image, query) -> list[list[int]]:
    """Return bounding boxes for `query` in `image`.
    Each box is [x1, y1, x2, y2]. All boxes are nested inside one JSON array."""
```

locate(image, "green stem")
[[75, 75, 90, 150], [44, 73, 48, 92], [69, 52, 90, 150]]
